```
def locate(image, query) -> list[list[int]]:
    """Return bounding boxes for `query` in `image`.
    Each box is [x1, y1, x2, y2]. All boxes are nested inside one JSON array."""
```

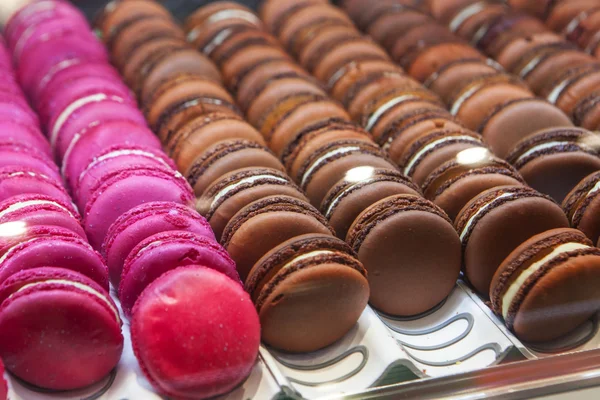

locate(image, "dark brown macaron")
[[343, 0, 428, 32], [245, 233, 369, 353], [365, 5, 434, 52], [506, 128, 600, 203], [505, 0, 553, 20], [451, 2, 508, 43], [422, 148, 526, 221], [296, 139, 398, 207], [122, 37, 184, 88], [398, 130, 485, 186], [186, 139, 285, 197], [259, 0, 327, 35], [221, 195, 335, 282], [220, 45, 292, 90], [424, 58, 502, 104], [167, 112, 266, 173], [96, 0, 173, 45], [210, 29, 281, 68], [322, 167, 421, 239], [455, 185, 570, 296], [480, 98, 574, 159], [111, 17, 185, 70], [544, 63, 600, 118], [563, 171, 600, 246], [475, 13, 548, 58], [389, 22, 458, 63], [573, 89, 600, 131], [184, 2, 263, 54], [490, 228, 600, 343], [428, 0, 484, 24], [328, 60, 402, 102], [449, 74, 534, 131], [545, 0, 600, 32], [296, 25, 363, 72], [196, 168, 307, 241], [565, 8, 600, 51], [347, 194, 461, 316], [495, 32, 564, 71]]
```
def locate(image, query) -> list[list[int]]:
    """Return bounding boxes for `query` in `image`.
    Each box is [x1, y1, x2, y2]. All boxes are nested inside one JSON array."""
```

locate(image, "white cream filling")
[[501, 242, 590, 318], [15, 279, 119, 322], [450, 82, 485, 115], [517, 53, 546, 79], [301, 146, 361, 187], [325, 178, 377, 218], [546, 75, 573, 104], [364, 94, 416, 132], [282, 250, 335, 270], [515, 141, 572, 164], [210, 175, 288, 211], [449, 1, 488, 32], [0, 199, 74, 220], [403, 136, 481, 176], [460, 192, 515, 243], [77, 149, 170, 185], [201, 28, 234, 55], [564, 10, 593, 36], [51, 94, 123, 147]]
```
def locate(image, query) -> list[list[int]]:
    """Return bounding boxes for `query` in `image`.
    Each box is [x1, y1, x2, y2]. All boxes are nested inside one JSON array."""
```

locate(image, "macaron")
[[296, 139, 397, 207], [490, 228, 600, 343], [131, 265, 260, 399], [474, 13, 549, 57], [0, 225, 108, 290], [260, 0, 328, 35], [0, 166, 72, 205], [83, 165, 194, 249], [186, 139, 285, 197], [222, 195, 335, 281], [545, 0, 600, 32], [347, 194, 461, 316], [0, 121, 51, 156], [103, 202, 215, 286], [0, 357, 6, 400], [321, 167, 421, 239], [572, 89, 600, 131], [197, 167, 308, 241], [495, 32, 564, 71], [0, 194, 84, 239], [506, 128, 600, 203], [210, 29, 280, 69], [246, 233, 369, 352], [119, 230, 239, 313], [0, 142, 60, 181], [543, 64, 600, 117], [563, 171, 600, 246], [455, 186, 570, 296], [480, 98, 574, 159], [0, 267, 122, 390], [422, 148, 526, 221]]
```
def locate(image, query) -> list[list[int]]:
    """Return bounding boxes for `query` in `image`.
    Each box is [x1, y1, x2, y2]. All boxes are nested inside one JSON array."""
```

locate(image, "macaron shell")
[[427, 60, 500, 103], [131, 266, 260, 400], [408, 43, 486, 83], [0, 144, 60, 181], [0, 168, 71, 205], [0, 121, 51, 156]]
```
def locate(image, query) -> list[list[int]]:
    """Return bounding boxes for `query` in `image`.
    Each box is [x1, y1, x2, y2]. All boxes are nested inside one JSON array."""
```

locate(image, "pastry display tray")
[[5, 281, 600, 400]]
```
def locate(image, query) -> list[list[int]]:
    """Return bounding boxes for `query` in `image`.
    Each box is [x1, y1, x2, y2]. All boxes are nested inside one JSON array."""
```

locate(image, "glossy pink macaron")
[[103, 202, 215, 286], [74, 145, 176, 209], [61, 121, 161, 186], [83, 166, 194, 249], [131, 266, 259, 399], [0, 142, 60, 181], [0, 121, 52, 156], [51, 98, 146, 161], [0, 194, 84, 238], [0, 166, 72, 205], [119, 231, 239, 316], [0, 225, 108, 290], [0, 267, 122, 391]]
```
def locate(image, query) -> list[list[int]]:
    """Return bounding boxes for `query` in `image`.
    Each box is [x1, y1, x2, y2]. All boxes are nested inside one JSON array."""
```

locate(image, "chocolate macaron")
[[563, 171, 600, 246], [347, 194, 461, 316], [490, 228, 600, 343], [246, 233, 369, 352], [455, 186, 570, 296]]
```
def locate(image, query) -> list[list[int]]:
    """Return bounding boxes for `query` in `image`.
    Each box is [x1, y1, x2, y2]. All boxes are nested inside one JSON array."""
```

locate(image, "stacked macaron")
[[5, 1, 260, 398], [181, 1, 467, 321], [0, 32, 123, 390], [99, 0, 370, 355]]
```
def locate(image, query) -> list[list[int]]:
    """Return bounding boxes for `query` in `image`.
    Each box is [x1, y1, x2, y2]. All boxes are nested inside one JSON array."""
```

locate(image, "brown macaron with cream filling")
[[455, 185, 570, 296], [246, 233, 369, 352], [347, 194, 461, 316], [563, 171, 600, 246]]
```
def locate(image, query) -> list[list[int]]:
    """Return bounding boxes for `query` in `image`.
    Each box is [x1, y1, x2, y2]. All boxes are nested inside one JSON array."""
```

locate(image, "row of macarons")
[[2, 2, 261, 399]]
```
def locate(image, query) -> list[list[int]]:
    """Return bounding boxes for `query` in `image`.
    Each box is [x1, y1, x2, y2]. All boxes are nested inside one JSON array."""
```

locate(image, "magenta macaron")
[[0, 142, 60, 181], [0, 121, 52, 156], [83, 165, 194, 249], [119, 231, 239, 316], [103, 201, 215, 286], [0, 193, 84, 238], [131, 266, 259, 399], [0, 267, 122, 390], [0, 166, 72, 205], [0, 225, 108, 290]]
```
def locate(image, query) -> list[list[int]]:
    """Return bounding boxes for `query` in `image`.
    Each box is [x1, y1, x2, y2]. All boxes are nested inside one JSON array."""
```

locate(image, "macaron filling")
[[0, 199, 75, 219], [403, 136, 482, 176], [10, 279, 119, 322], [514, 140, 592, 166], [460, 191, 516, 243], [501, 242, 591, 318], [568, 180, 600, 223], [364, 93, 421, 131]]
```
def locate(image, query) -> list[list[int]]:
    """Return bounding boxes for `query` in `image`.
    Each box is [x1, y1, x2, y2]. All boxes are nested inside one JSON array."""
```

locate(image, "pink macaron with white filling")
[[0, 166, 72, 205]]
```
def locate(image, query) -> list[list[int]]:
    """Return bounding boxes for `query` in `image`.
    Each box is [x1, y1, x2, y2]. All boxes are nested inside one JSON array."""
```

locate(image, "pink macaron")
[[0, 99, 40, 129], [0, 194, 84, 238], [61, 120, 162, 186], [0, 121, 52, 156], [73, 145, 176, 208], [103, 202, 215, 286], [0, 142, 60, 181], [0, 166, 72, 204], [0, 225, 108, 290], [131, 266, 259, 399], [119, 231, 239, 316], [83, 165, 194, 249], [0, 356, 6, 400], [0, 267, 122, 390]]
